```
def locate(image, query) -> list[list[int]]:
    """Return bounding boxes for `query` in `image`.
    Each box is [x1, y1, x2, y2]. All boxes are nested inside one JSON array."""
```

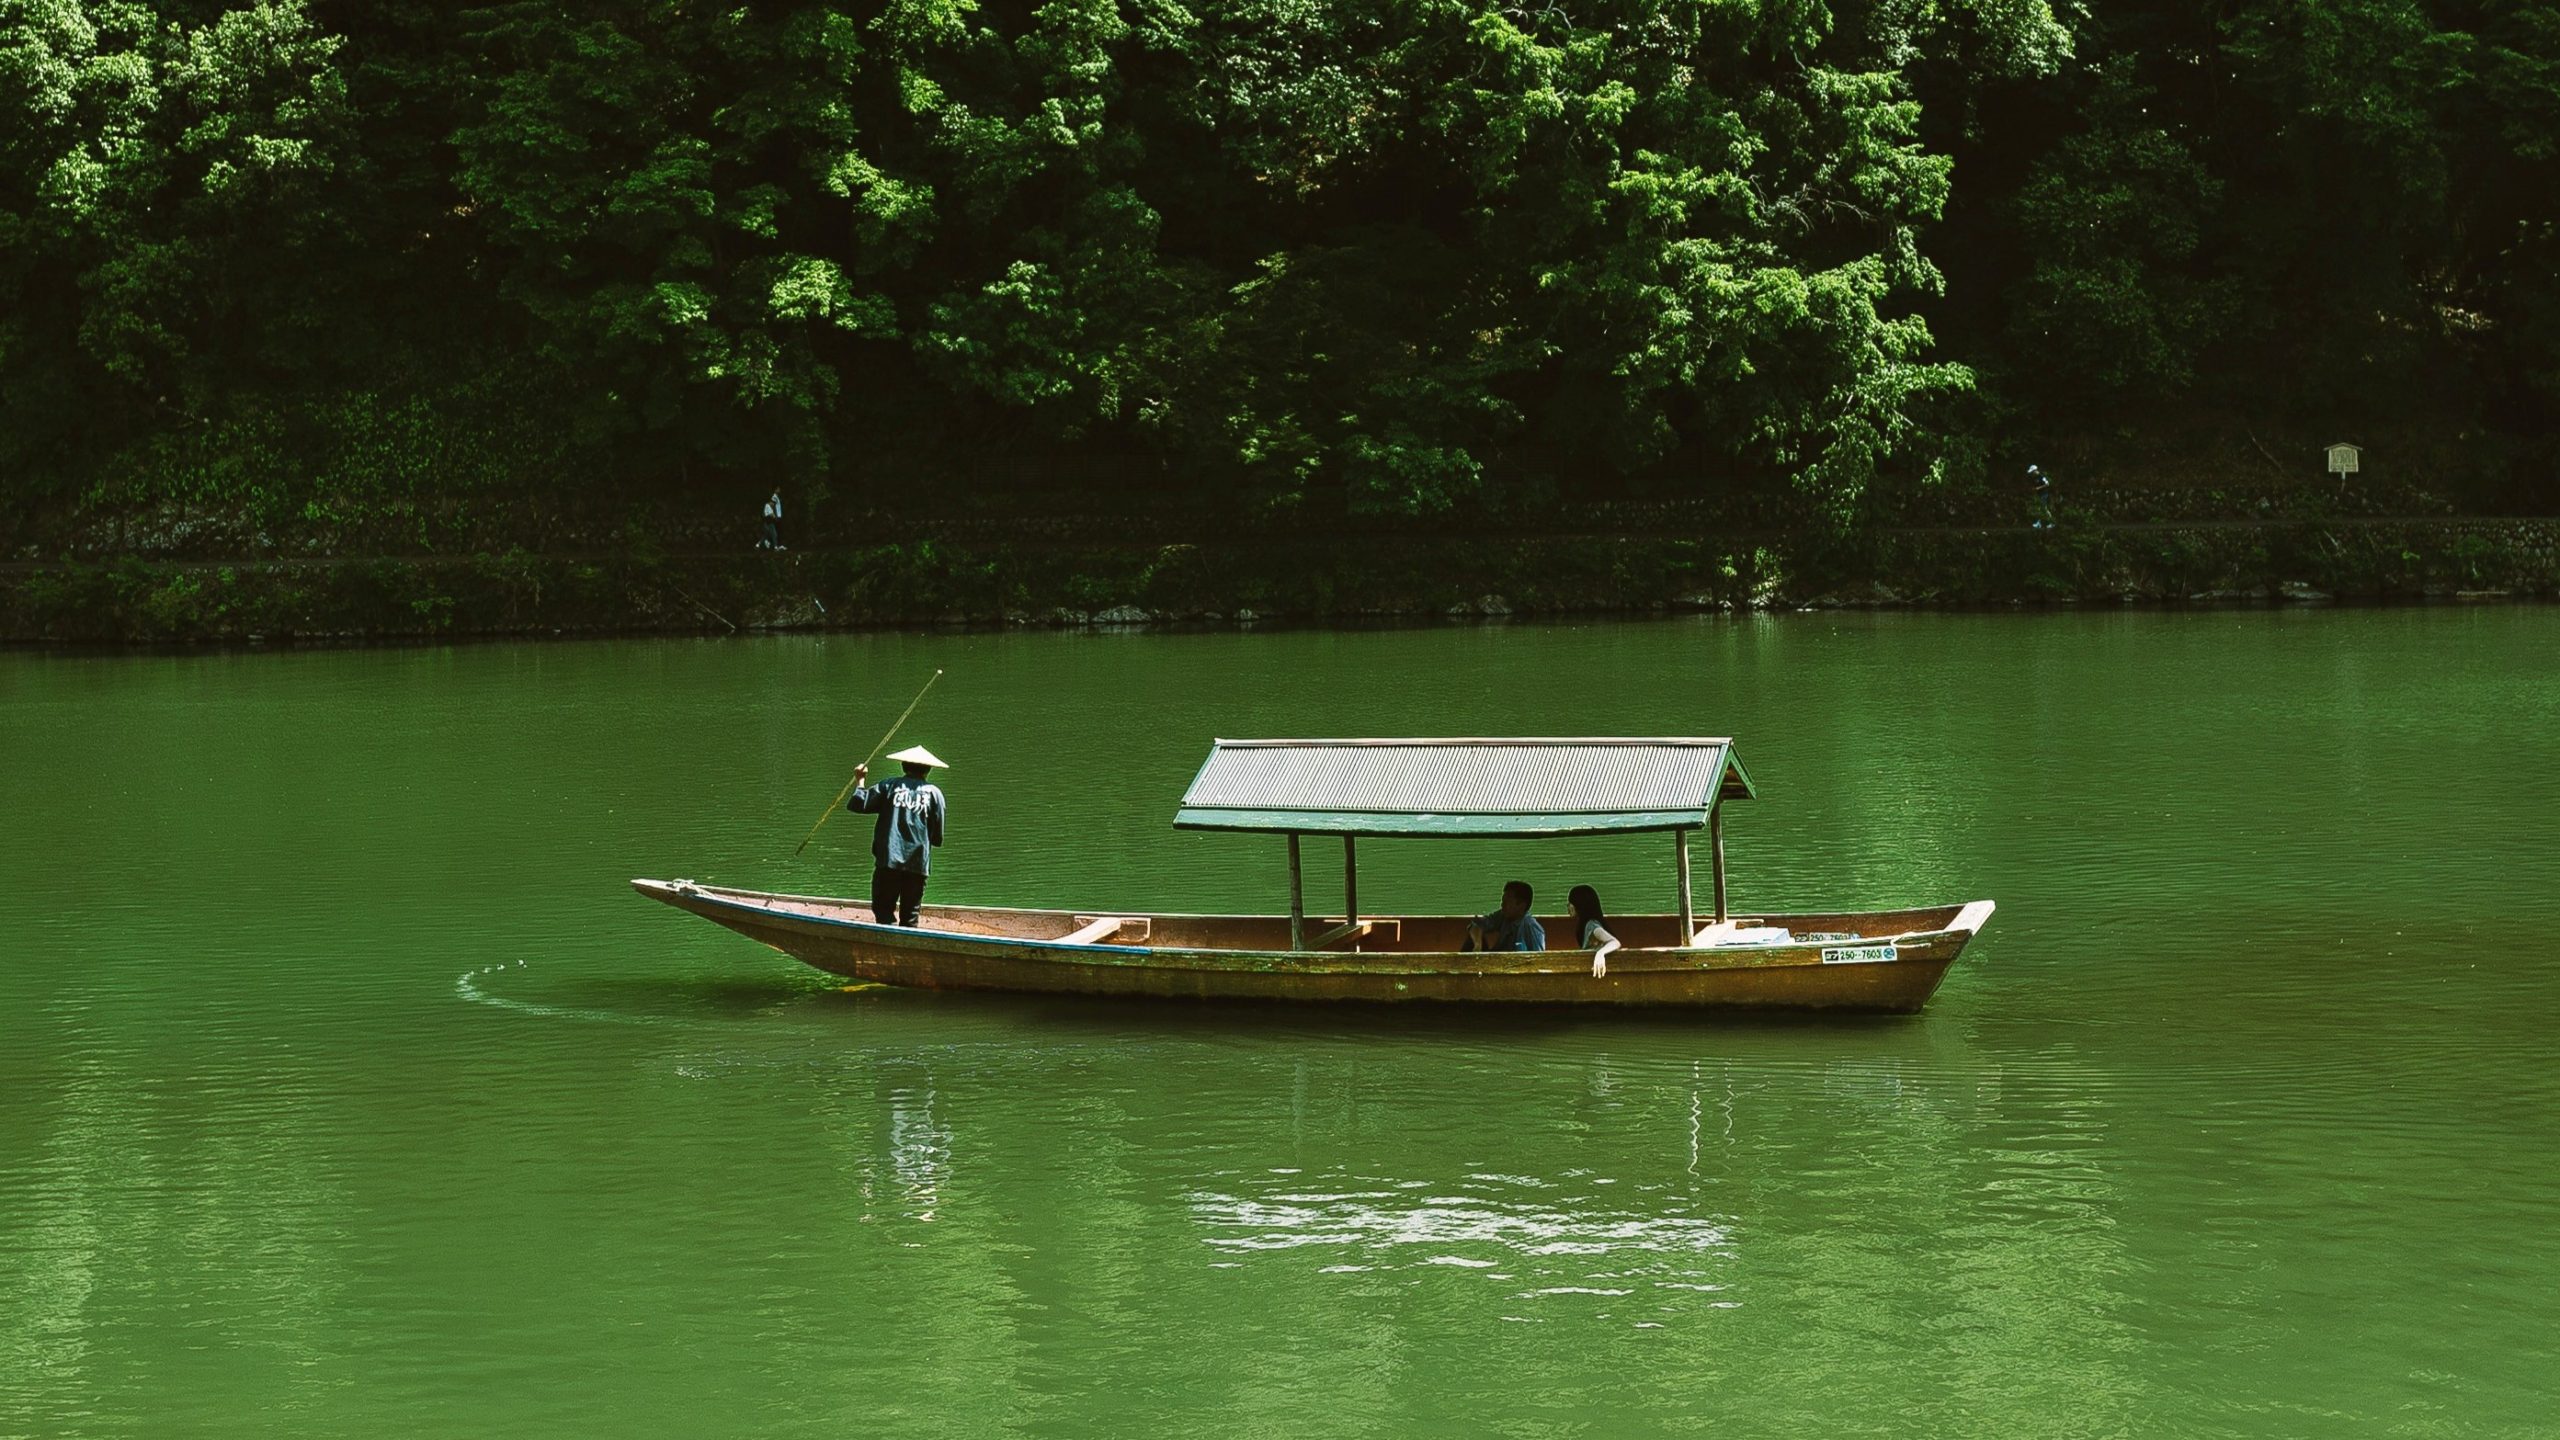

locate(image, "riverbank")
[[4, 517, 2552, 645]]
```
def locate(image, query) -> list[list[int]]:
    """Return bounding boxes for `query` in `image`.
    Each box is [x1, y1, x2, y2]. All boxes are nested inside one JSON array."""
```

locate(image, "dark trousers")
[[871, 867, 926, 926]]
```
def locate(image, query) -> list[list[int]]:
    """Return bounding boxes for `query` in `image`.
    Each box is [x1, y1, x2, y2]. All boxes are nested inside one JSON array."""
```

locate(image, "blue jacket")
[[1472, 911, 1546, 951], [847, 776, 946, 874]]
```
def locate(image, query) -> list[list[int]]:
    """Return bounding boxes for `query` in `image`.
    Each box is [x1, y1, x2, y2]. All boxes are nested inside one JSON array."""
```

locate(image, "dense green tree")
[[2003, 61, 2230, 404], [5, 0, 2555, 524], [1946, 0, 2560, 484], [3, 0, 353, 491], [452, 4, 883, 482]]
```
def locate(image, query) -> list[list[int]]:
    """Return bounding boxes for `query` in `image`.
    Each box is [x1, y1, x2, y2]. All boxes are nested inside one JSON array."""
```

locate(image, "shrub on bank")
[[4, 523, 2553, 645]]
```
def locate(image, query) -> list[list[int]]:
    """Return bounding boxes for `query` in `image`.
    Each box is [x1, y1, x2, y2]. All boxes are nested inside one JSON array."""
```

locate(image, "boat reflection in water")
[[1190, 1168, 1739, 1305]]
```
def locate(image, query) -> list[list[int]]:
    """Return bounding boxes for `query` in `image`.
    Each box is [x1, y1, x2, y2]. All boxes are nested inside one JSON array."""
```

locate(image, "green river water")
[[4, 611, 2557, 1437]]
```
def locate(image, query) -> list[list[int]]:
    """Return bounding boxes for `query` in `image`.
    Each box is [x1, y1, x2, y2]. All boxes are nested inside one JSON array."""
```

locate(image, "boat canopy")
[[1174, 737, 1755, 838]]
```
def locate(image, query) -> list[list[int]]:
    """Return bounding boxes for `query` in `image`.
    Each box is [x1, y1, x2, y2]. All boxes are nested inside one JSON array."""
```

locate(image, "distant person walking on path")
[[2028, 465, 2055, 530], [846, 745, 947, 927], [759, 489, 785, 549]]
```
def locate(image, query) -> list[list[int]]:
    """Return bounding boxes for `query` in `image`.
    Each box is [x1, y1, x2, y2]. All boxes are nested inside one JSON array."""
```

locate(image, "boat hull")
[[633, 880, 1994, 1014]]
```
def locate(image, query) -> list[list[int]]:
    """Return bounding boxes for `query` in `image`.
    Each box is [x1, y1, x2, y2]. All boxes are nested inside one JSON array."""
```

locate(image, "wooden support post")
[[1287, 833, 1306, 952], [1343, 835, 1359, 927], [1710, 803, 1728, 923], [1675, 828, 1695, 942]]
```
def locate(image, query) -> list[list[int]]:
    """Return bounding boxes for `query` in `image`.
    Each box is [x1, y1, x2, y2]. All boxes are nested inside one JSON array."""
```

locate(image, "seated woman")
[[1568, 885, 1621, 978]]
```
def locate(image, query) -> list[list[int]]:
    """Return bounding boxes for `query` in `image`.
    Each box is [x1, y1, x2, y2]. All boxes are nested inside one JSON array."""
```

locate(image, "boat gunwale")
[[632, 879, 1991, 972]]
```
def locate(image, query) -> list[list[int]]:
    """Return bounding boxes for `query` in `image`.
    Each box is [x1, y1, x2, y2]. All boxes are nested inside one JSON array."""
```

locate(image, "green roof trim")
[[1173, 807, 1717, 838]]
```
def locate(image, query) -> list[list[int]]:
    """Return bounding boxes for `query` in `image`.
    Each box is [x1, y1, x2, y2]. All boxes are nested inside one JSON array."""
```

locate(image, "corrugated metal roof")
[[1175, 738, 1752, 837]]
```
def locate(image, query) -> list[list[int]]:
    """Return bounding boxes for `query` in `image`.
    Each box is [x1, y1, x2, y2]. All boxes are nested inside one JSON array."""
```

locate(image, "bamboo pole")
[[792, 669, 944, 856]]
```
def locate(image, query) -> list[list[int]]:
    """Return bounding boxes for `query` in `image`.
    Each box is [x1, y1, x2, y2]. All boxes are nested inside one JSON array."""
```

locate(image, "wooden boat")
[[637, 737, 1995, 1013]]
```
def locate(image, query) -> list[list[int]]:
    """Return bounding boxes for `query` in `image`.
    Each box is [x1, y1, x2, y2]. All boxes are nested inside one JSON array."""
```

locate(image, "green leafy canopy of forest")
[[4, 0, 2554, 526]]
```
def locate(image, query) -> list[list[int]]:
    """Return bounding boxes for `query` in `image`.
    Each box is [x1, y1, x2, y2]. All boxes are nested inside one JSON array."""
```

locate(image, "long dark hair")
[[1568, 885, 1603, 931]]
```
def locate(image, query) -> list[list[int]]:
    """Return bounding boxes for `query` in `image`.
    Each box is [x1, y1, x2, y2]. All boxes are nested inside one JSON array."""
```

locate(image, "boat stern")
[[1948, 899, 1997, 939]]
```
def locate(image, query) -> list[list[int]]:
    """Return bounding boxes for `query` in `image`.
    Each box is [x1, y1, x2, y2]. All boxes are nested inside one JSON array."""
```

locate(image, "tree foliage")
[[1955, 0, 2560, 468], [3, 0, 2555, 521]]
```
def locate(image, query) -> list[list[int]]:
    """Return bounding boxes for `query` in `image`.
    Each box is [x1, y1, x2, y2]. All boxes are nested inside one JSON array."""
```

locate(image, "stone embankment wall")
[[2, 474, 2467, 563], [4, 519, 2552, 645]]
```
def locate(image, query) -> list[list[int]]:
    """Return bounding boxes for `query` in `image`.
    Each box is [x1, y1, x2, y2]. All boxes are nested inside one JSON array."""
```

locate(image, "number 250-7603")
[[1820, 944, 1898, 965]]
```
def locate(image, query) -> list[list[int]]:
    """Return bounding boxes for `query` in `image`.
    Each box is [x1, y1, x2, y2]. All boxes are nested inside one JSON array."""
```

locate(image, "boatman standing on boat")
[[846, 745, 947, 927]]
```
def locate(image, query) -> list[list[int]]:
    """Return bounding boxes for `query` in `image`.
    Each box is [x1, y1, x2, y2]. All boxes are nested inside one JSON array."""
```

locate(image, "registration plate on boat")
[[1819, 943, 1898, 965]]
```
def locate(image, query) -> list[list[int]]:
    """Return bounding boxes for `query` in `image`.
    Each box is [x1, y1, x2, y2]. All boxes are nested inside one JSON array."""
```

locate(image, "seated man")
[[1462, 880, 1546, 953]]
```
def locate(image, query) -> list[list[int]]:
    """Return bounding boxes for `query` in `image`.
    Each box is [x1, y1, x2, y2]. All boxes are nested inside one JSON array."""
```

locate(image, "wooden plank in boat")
[[1307, 919, 1403, 949], [1064, 915, 1150, 945]]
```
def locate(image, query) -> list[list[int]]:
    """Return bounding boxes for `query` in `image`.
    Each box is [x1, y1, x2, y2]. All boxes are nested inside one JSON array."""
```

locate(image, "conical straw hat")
[[886, 744, 947, 769]]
